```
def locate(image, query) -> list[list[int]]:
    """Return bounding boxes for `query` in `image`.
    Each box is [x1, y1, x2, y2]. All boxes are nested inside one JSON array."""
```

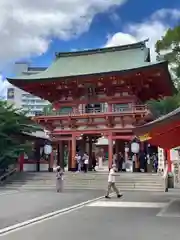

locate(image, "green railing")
[[39, 105, 149, 117]]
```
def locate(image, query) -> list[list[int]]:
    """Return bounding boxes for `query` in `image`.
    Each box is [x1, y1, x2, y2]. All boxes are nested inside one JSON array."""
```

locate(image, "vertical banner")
[[171, 149, 180, 185], [158, 147, 165, 173]]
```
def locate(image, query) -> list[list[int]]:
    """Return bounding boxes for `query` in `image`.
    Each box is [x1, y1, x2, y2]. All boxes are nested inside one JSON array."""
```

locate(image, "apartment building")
[[7, 62, 49, 116]]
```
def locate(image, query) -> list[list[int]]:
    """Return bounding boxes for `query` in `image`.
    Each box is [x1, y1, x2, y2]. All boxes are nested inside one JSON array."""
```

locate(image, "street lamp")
[[131, 137, 140, 172], [44, 143, 52, 155], [131, 142, 140, 154]]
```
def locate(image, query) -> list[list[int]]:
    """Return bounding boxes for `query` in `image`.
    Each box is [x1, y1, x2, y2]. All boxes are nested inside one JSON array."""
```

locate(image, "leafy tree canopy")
[[147, 93, 180, 119], [0, 100, 37, 170], [148, 25, 180, 118], [156, 25, 180, 88], [43, 104, 53, 115]]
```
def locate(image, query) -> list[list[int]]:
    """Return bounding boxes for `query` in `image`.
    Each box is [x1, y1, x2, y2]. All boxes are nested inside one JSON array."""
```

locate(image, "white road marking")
[[0, 194, 115, 236], [156, 198, 177, 217], [87, 201, 167, 208], [0, 190, 19, 196]]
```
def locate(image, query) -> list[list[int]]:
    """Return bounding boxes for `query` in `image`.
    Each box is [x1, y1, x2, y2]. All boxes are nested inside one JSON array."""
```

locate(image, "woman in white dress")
[[97, 149, 104, 169], [55, 166, 64, 192]]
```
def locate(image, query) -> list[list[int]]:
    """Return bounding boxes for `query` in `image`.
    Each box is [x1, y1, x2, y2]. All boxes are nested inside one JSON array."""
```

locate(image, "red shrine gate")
[[34, 105, 149, 170], [7, 41, 175, 171]]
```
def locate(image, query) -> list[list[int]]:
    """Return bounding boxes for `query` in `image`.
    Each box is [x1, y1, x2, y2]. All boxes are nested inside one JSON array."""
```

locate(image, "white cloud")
[[151, 8, 180, 20], [105, 8, 180, 61], [105, 32, 136, 47], [0, 0, 126, 66], [109, 12, 121, 23], [0, 0, 127, 96]]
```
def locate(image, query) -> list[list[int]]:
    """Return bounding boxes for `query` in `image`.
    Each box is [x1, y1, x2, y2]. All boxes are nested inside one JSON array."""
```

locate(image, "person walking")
[[75, 153, 82, 172], [139, 151, 146, 172], [113, 153, 117, 165], [83, 152, 89, 173], [118, 152, 125, 172], [105, 164, 123, 199], [92, 152, 97, 171], [152, 153, 158, 172], [55, 166, 64, 192]]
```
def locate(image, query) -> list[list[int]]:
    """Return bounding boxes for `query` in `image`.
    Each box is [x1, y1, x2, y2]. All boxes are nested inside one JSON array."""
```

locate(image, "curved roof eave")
[[7, 40, 151, 82], [7, 60, 168, 83], [135, 106, 180, 135]]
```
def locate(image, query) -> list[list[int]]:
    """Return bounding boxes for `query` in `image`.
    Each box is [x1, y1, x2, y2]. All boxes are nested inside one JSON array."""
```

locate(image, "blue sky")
[[0, 0, 180, 96], [30, 0, 180, 67]]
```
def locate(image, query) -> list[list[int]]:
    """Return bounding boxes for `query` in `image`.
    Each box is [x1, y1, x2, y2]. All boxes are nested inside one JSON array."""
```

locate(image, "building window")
[[122, 92, 129, 96], [114, 103, 130, 112], [7, 88, 15, 99], [22, 94, 31, 98], [59, 107, 73, 114]]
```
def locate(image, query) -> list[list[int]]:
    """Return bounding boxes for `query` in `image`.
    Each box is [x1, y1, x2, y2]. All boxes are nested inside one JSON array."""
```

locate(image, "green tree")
[[147, 25, 180, 118], [43, 104, 53, 115], [0, 101, 36, 170], [156, 25, 180, 88], [147, 93, 180, 118]]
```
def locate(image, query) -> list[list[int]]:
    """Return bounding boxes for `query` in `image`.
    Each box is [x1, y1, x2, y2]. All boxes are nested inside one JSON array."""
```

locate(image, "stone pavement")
[[1, 190, 180, 239]]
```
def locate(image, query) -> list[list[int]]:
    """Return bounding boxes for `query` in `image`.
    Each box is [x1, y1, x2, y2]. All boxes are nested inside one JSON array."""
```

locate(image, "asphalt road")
[[0, 190, 180, 240], [0, 189, 104, 229]]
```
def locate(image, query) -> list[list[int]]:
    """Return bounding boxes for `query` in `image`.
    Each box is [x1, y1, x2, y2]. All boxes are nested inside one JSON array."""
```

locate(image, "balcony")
[[35, 104, 150, 118]]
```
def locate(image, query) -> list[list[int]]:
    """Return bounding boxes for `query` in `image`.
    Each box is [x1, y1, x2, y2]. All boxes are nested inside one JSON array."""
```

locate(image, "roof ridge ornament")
[[55, 40, 149, 58]]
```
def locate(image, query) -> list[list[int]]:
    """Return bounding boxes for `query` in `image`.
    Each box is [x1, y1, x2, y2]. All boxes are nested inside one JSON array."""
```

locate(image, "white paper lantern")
[[44, 144, 52, 155], [131, 142, 140, 154]]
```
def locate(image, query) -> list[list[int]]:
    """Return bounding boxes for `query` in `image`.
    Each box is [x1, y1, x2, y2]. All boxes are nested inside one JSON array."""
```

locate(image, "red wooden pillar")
[[19, 153, 24, 172], [108, 103, 112, 112], [108, 133, 113, 169], [71, 134, 76, 171], [88, 136, 93, 170], [68, 140, 72, 170], [57, 143, 60, 166], [167, 149, 172, 172], [58, 140, 64, 168]]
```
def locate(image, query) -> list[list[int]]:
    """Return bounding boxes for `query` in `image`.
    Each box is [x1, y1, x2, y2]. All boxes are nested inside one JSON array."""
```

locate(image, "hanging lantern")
[[131, 142, 140, 154], [44, 144, 52, 155]]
